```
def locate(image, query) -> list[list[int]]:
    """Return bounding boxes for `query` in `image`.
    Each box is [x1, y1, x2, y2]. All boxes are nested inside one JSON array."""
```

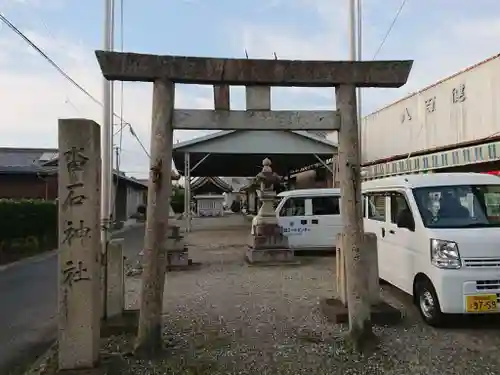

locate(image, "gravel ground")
[[47, 216, 500, 374]]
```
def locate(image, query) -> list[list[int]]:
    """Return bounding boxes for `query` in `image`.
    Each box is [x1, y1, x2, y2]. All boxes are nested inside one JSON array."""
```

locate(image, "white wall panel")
[[362, 54, 500, 163]]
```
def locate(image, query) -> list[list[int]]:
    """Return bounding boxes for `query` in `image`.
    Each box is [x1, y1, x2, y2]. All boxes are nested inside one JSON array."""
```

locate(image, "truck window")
[[389, 192, 413, 224], [279, 197, 306, 217], [366, 193, 386, 221], [311, 196, 340, 215]]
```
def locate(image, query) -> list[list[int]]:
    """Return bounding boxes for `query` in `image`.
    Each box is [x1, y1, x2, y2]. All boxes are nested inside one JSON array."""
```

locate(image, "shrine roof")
[[190, 176, 233, 193], [173, 130, 337, 177]]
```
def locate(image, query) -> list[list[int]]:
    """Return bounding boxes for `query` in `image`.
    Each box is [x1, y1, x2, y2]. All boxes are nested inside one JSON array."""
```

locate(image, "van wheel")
[[415, 278, 444, 327]]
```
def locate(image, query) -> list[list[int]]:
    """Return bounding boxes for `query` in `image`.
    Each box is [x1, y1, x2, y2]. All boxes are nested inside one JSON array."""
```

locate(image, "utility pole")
[[101, 0, 114, 319], [113, 145, 120, 221], [102, 0, 114, 245], [349, 0, 356, 62], [356, 0, 363, 154]]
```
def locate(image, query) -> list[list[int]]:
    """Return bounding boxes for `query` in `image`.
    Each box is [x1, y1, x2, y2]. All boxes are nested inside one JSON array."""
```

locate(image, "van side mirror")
[[396, 211, 415, 232]]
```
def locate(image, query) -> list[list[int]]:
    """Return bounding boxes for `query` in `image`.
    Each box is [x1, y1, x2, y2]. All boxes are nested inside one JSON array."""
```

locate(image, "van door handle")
[[381, 228, 386, 237], [300, 219, 307, 225], [311, 219, 319, 224], [389, 229, 395, 234]]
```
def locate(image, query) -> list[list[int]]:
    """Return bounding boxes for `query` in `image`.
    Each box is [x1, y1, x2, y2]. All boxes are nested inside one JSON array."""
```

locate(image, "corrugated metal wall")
[[362, 55, 500, 163]]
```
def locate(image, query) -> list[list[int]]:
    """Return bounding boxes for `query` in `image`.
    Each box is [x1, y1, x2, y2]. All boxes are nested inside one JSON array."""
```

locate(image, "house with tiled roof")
[[0, 147, 148, 223]]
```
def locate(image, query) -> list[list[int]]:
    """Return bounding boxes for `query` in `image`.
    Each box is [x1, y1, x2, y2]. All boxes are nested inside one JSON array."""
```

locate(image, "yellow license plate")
[[466, 295, 498, 313]]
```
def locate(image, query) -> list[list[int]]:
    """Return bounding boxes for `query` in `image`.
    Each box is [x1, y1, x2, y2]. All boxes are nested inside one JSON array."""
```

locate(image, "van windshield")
[[412, 184, 500, 228]]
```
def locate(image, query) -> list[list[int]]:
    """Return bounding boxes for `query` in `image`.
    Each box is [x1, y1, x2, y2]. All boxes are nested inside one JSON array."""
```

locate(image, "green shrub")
[[0, 199, 57, 264], [171, 186, 185, 214]]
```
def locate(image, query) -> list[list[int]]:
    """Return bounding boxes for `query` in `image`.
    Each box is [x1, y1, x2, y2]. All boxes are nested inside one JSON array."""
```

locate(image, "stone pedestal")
[[322, 231, 402, 325], [165, 224, 191, 269], [246, 221, 294, 263], [246, 158, 294, 264]]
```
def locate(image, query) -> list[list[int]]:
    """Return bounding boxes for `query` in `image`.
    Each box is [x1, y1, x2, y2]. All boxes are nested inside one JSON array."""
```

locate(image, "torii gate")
[[95, 51, 412, 354]]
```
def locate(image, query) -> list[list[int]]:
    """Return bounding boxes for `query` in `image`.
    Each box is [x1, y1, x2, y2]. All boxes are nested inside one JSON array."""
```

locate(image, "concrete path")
[[0, 224, 145, 375]]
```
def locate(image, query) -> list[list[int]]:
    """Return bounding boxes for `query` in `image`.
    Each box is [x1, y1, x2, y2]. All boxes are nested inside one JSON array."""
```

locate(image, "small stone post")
[[364, 232, 380, 304], [336, 84, 374, 348], [335, 233, 347, 305], [106, 238, 124, 318], [247, 158, 294, 263], [135, 79, 175, 355], [58, 119, 101, 370]]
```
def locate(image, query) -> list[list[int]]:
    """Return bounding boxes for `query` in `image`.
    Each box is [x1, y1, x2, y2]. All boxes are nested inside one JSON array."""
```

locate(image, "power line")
[[0, 12, 102, 106], [0, 11, 150, 158], [372, 0, 409, 60]]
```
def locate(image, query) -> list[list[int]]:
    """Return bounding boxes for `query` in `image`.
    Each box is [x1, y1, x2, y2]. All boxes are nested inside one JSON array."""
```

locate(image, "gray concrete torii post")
[[95, 51, 412, 353]]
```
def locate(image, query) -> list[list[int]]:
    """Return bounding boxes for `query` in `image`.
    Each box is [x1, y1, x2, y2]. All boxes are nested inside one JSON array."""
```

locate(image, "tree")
[[171, 185, 185, 213], [230, 199, 241, 213]]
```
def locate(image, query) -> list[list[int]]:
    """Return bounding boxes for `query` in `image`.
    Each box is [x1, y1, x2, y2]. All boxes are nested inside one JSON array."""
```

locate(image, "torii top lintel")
[[95, 51, 413, 88]]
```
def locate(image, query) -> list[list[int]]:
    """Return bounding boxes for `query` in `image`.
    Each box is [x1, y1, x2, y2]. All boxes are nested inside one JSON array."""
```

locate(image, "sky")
[[1, 0, 500, 178]]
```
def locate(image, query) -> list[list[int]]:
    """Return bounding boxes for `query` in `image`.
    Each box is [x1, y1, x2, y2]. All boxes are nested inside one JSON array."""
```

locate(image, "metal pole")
[[356, 0, 363, 156], [109, 0, 115, 221], [186, 153, 191, 232], [348, 0, 356, 61], [102, 0, 112, 239], [101, 0, 114, 319], [184, 153, 189, 230]]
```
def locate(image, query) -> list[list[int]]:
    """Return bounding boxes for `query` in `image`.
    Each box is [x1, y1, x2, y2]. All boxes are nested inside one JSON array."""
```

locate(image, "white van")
[[275, 188, 342, 251], [362, 172, 500, 326]]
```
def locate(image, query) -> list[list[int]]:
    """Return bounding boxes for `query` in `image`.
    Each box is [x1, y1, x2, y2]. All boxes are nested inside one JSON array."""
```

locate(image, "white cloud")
[[0, 29, 213, 178], [0, 0, 65, 10], [230, 1, 500, 114], [3, 1, 500, 179]]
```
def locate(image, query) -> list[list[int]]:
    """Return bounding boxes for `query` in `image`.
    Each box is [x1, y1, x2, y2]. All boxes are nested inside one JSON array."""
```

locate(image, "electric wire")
[[0, 11, 150, 159], [371, 0, 409, 60]]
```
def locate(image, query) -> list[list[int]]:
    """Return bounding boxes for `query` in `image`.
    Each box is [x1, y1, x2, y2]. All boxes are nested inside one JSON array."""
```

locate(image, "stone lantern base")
[[246, 216, 295, 264], [246, 158, 295, 264], [165, 223, 191, 268]]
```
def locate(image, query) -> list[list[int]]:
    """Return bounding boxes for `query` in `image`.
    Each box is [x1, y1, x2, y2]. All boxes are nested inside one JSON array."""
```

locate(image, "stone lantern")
[[129, 169, 189, 275], [254, 158, 281, 220], [165, 170, 191, 269], [246, 158, 294, 264]]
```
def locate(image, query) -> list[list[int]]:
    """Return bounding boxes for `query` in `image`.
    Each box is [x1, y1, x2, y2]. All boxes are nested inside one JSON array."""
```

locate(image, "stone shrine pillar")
[[57, 119, 101, 370], [247, 158, 294, 264]]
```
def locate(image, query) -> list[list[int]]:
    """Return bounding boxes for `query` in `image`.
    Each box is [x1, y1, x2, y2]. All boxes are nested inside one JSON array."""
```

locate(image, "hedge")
[[0, 199, 58, 265]]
